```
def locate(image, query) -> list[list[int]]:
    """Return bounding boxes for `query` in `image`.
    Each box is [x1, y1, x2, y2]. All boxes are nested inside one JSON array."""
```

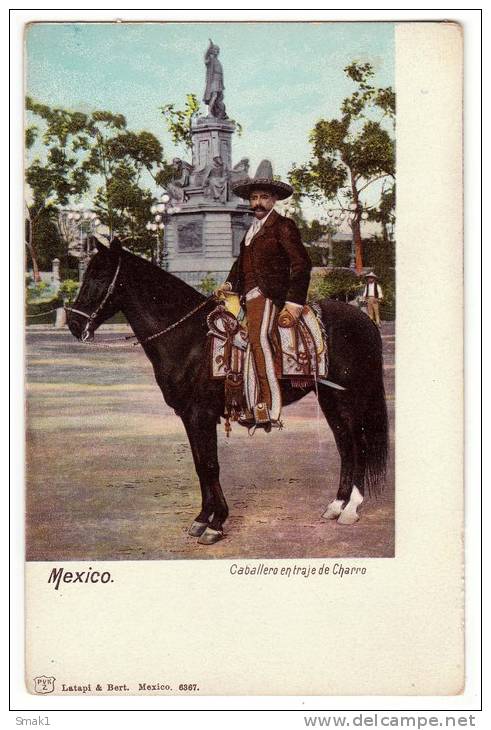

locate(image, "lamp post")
[[146, 193, 180, 269], [66, 206, 101, 279], [319, 214, 342, 267]]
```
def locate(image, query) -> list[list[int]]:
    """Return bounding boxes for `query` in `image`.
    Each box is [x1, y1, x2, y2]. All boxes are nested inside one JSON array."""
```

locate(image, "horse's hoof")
[[188, 521, 208, 537], [337, 509, 360, 525], [197, 527, 223, 545], [322, 500, 344, 520]]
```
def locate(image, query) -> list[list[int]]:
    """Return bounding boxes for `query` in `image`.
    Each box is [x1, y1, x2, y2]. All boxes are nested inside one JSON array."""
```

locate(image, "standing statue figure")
[[203, 39, 227, 119]]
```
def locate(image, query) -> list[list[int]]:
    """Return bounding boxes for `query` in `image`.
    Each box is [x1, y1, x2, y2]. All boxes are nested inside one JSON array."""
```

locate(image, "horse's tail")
[[361, 348, 388, 497]]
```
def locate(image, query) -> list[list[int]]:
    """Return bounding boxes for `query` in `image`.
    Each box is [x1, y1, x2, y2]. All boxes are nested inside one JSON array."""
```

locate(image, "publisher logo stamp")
[[34, 676, 55, 694]]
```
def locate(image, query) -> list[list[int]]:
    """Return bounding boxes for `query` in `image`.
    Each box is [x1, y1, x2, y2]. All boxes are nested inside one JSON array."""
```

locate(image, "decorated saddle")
[[207, 296, 328, 430]]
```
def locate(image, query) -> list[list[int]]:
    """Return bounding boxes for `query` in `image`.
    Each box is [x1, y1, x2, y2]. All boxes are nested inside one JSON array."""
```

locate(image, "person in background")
[[362, 271, 383, 327]]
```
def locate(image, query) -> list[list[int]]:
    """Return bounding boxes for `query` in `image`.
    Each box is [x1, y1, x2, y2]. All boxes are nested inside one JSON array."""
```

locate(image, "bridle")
[[65, 255, 218, 346], [65, 257, 122, 341]]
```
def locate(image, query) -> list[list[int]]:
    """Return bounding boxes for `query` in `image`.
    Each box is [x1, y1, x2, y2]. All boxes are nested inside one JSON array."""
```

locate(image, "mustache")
[[250, 206, 267, 213]]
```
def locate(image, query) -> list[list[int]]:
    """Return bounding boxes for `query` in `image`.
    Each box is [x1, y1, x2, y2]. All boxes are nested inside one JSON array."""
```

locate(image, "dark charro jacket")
[[226, 210, 312, 309]]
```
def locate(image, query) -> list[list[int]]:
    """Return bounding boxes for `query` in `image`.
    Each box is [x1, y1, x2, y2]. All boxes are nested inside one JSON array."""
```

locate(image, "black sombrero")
[[232, 159, 293, 201]]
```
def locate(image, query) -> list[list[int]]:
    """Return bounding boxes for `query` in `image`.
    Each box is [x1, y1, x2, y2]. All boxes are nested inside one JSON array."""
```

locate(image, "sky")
[[25, 21, 394, 223]]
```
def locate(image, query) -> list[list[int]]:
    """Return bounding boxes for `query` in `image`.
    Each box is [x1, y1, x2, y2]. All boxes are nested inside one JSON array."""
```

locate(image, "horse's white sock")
[[322, 499, 344, 519], [337, 486, 363, 524]]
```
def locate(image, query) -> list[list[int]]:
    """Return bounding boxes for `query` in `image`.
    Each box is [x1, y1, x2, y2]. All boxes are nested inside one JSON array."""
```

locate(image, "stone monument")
[[164, 40, 253, 288]]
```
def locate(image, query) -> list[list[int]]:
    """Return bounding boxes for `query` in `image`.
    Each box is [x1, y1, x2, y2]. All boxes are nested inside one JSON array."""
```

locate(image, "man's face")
[[249, 190, 277, 220]]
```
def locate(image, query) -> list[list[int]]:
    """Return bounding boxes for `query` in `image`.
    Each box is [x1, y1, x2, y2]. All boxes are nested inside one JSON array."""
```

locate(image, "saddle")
[[207, 296, 328, 433]]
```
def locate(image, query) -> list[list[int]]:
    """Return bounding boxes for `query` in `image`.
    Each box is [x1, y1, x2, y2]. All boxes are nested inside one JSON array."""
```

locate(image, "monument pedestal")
[[191, 116, 235, 172], [165, 114, 252, 287], [166, 204, 251, 288]]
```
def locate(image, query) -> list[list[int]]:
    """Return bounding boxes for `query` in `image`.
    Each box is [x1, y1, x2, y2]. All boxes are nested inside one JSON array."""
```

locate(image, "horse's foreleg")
[[182, 412, 228, 545]]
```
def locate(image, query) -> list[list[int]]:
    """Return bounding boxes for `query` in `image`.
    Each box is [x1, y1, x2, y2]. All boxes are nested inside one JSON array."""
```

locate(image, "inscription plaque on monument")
[[177, 217, 204, 253]]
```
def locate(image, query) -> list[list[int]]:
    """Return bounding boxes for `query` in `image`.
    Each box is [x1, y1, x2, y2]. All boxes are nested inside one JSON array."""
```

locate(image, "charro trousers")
[[367, 296, 381, 325], [245, 293, 273, 409]]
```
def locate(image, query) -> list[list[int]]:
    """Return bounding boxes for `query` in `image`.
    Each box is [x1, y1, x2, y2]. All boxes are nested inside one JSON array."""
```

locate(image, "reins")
[[135, 297, 217, 346], [65, 256, 217, 348]]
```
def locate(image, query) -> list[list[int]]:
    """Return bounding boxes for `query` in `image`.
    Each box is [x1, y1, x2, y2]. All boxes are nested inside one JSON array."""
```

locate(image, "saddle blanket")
[[207, 303, 328, 385]]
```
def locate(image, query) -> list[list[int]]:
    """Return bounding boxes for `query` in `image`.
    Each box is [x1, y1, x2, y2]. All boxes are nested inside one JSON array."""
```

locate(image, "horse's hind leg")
[[317, 388, 364, 524], [182, 411, 229, 545], [337, 422, 367, 525]]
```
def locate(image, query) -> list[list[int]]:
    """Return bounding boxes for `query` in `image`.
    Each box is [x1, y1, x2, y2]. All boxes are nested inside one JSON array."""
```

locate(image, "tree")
[[160, 94, 200, 150], [289, 62, 395, 272], [26, 98, 173, 267], [368, 181, 395, 245], [25, 97, 91, 279], [80, 111, 165, 240], [25, 210, 63, 270], [364, 180, 395, 279]]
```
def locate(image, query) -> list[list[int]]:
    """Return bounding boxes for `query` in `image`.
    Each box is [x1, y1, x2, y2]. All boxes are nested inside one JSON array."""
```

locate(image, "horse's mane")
[[121, 248, 206, 309]]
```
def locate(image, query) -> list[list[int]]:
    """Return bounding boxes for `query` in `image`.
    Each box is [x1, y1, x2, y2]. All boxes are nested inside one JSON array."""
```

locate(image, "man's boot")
[[238, 407, 255, 428]]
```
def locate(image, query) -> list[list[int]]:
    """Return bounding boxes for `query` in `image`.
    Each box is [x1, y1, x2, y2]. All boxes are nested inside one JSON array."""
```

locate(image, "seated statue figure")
[[202, 155, 229, 203], [167, 157, 193, 204], [230, 158, 250, 183]]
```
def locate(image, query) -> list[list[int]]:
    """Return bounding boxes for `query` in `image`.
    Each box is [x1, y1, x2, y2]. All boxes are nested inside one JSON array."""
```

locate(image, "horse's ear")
[[93, 236, 109, 254], [110, 237, 123, 254]]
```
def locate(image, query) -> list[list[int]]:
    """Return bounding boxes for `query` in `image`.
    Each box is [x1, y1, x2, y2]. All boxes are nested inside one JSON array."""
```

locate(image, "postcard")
[[24, 20, 463, 696]]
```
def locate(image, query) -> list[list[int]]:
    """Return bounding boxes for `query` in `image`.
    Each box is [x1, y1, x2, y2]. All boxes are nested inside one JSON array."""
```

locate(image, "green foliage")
[[343, 62, 395, 117], [82, 113, 165, 244], [289, 62, 395, 201], [332, 241, 352, 268], [229, 119, 243, 136], [106, 130, 163, 170], [197, 274, 218, 295], [367, 183, 395, 243], [306, 246, 326, 267], [154, 162, 176, 189], [25, 211, 63, 270], [25, 96, 95, 277], [58, 279, 80, 304], [379, 274, 396, 321], [26, 96, 170, 261], [25, 295, 62, 323], [25, 126, 38, 149], [288, 61, 396, 270], [308, 268, 361, 303], [25, 96, 91, 209], [30, 281, 50, 298], [301, 218, 329, 245], [160, 94, 200, 149], [60, 264, 79, 281], [363, 234, 395, 274]]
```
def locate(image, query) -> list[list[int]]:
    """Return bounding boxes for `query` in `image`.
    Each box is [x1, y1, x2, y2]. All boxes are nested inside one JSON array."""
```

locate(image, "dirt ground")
[[25, 322, 395, 561]]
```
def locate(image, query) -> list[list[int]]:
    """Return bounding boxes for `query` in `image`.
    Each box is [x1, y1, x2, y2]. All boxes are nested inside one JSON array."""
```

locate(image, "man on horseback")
[[215, 160, 312, 431]]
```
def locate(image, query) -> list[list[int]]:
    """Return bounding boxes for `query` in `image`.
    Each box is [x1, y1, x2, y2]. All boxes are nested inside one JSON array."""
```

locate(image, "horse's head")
[[67, 237, 125, 342]]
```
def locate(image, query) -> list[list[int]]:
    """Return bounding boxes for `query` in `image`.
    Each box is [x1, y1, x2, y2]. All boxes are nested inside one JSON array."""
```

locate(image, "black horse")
[[67, 238, 388, 545]]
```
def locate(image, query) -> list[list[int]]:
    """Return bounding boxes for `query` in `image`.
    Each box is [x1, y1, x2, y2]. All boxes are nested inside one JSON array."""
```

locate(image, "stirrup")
[[253, 402, 270, 424], [248, 418, 283, 437]]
